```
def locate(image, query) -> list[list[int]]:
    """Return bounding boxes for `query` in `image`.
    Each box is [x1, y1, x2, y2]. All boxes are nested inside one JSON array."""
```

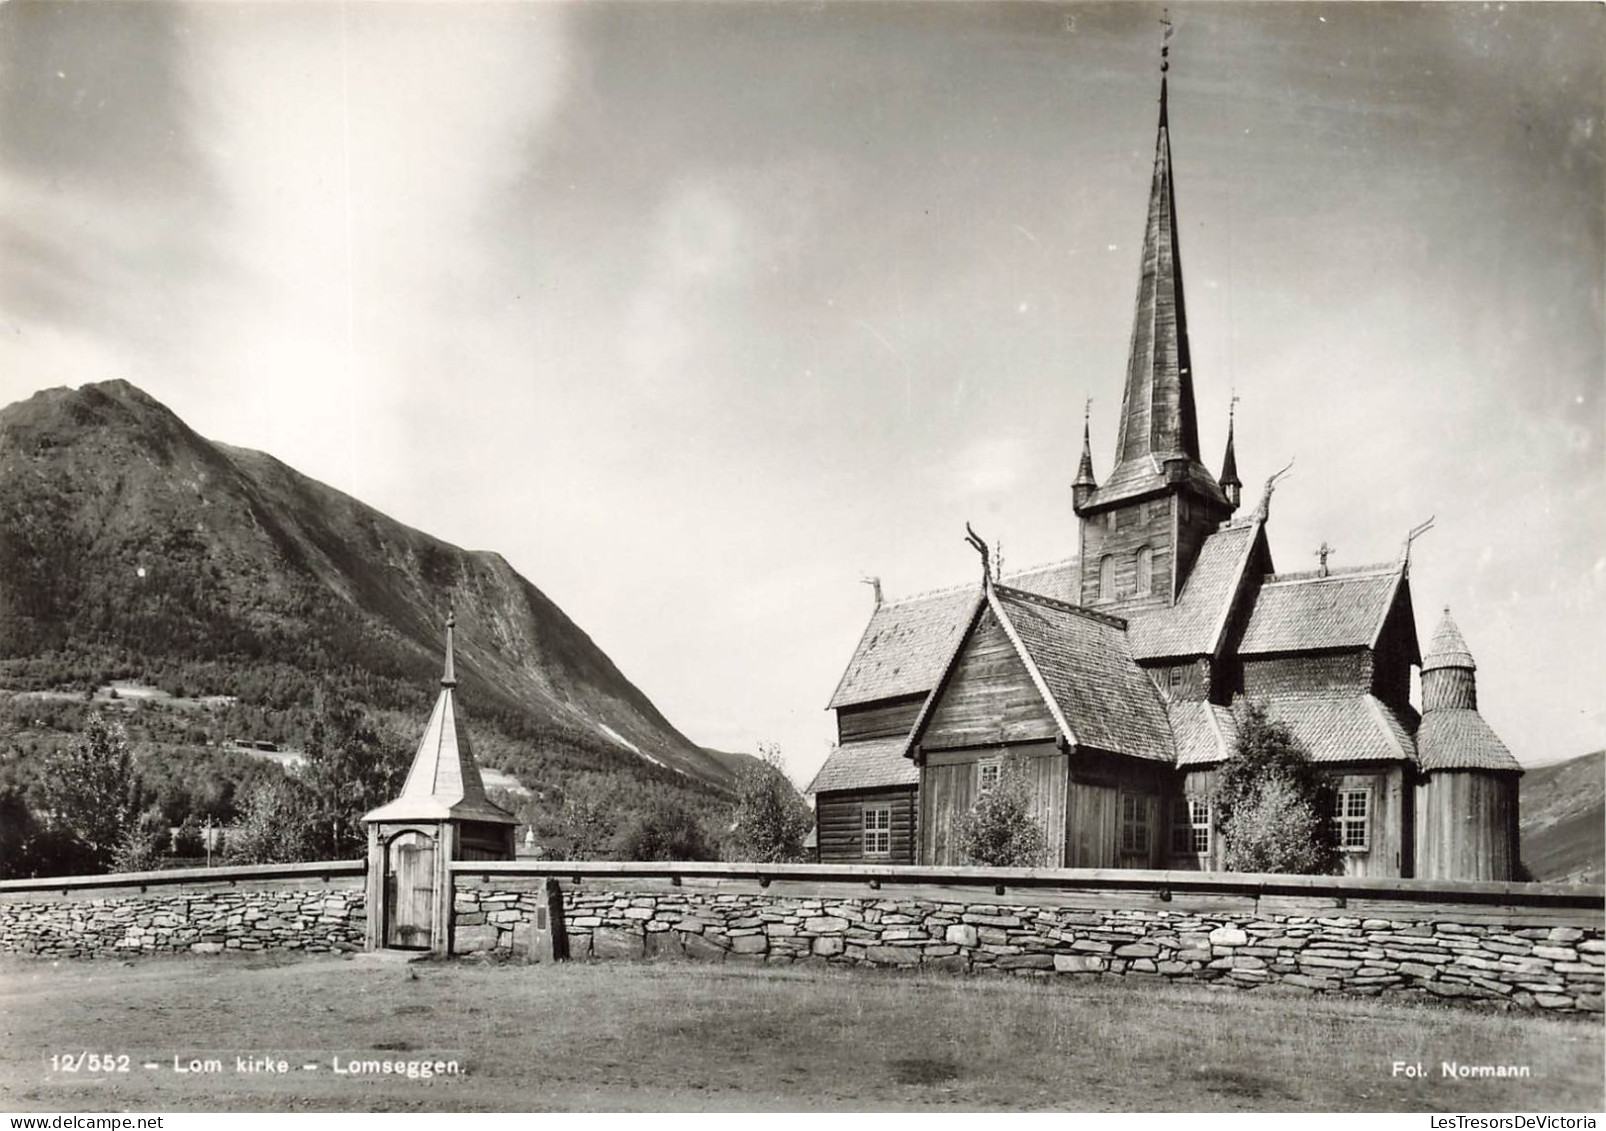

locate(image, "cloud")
[[951, 435, 1029, 497]]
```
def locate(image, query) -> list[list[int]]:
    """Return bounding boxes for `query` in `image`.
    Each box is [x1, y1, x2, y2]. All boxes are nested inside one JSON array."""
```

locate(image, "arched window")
[[1099, 555, 1115, 601], [1135, 546, 1154, 596]]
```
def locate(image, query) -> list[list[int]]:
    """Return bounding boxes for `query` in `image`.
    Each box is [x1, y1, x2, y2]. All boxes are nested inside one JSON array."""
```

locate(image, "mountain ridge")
[[0, 379, 745, 795]]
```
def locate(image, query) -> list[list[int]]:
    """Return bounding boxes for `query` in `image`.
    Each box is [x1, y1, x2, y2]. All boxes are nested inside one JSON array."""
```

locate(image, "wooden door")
[[385, 830, 437, 949]]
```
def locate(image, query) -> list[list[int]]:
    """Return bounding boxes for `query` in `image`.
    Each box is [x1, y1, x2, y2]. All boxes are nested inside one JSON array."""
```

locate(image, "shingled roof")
[[901, 585, 1174, 763], [1417, 709, 1521, 772], [1127, 521, 1263, 659], [1170, 700, 1237, 766], [1239, 564, 1405, 655], [805, 736, 919, 794], [1258, 694, 1417, 765], [1423, 607, 1476, 671], [364, 616, 517, 826], [827, 559, 1077, 709]]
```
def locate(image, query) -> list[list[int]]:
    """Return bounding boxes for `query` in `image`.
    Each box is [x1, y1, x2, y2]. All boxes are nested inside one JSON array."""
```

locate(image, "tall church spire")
[[1073, 30, 1235, 610], [1076, 49, 1227, 516]]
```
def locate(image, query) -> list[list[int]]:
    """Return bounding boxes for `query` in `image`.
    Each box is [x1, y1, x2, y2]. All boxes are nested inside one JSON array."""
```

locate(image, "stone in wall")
[[445, 880, 1604, 1014], [0, 885, 365, 958]]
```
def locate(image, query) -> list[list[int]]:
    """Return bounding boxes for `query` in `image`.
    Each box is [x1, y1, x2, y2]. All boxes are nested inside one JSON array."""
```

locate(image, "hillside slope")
[[0, 380, 739, 793], [1519, 750, 1604, 884]]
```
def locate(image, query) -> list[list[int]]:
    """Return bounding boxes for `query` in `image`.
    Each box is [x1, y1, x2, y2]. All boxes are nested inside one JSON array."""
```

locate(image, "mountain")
[[1519, 750, 1604, 884], [0, 379, 745, 797]]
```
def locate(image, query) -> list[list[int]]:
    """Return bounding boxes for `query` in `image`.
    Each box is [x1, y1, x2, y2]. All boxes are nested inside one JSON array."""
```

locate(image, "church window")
[[1120, 793, 1152, 855], [1106, 510, 1118, 532], [862, 805, 891, 857], [1332, 789, 1370, 851], [1099, 555, 1115, 601], [978, 758, 1002, 794], [1170, 797, 1210, 855], [1135, 546, 1154, 596]]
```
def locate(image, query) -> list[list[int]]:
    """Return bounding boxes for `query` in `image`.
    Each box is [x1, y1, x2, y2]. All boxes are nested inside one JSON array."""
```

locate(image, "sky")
[[1, 1, 1601, 785]]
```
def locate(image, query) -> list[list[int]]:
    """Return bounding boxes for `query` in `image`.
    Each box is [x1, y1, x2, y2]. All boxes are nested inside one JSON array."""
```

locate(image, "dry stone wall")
[[0, 884, 365, 957], [452, 881, 1604, 1014]]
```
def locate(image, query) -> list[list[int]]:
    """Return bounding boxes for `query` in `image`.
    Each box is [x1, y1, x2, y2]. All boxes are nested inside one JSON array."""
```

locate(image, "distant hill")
[[1519, 750, 1604, 884], [0, 380, 746, 804]]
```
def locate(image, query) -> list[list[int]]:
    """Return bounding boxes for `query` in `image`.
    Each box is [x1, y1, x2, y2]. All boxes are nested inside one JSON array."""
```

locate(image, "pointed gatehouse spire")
[[441, 606, 458, 688]]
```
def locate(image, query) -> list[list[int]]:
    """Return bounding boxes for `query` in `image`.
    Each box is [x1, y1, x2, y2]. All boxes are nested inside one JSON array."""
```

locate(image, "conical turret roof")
[[1423, 606, 1476, 672]]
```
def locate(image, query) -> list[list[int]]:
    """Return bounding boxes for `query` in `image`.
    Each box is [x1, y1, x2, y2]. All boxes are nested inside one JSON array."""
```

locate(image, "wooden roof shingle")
[[1170, 700, 1237, 767], [985, 586, 1174, 762], [827, 559, 1077, 709], [1417, 709, 1521, 772], [1127, 521, 1262, 659], [1238, 564, 1403, 655], [805, 736, 919, 794], [1258, 694, 1417, 765]]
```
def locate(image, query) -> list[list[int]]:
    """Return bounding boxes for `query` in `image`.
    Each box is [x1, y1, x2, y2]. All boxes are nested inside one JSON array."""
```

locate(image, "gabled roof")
[[902, 584, 1174, 764], [1127, 521, 1263, 659], [1170, 700, 1237, 767], [1417, 709, 1521, 772], [1262, 694, 1417, 765], [364, 617, 517, 826], [827, 559, 1077, 709], [805, 736, 919, 794], [1238, 563, 1405, 655]]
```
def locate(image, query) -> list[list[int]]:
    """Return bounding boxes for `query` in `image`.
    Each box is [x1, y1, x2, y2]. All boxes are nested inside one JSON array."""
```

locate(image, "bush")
[[1213, 699, 1340, 875], [226, 777, 320, 864], [30, 713, 138, 872], [614, 800, 716, 862], [953, 756, 1046, 867], [725, 743, 812, 863]]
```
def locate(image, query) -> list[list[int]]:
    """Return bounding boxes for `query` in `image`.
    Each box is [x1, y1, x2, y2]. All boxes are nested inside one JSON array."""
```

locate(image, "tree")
[[31, 713, 139, 872], [614, 799, 716, 861], [298, 693, 411, 858], [559, 791, 617, 859], [1213, 699, 1340, 875], [953, 756, 1046, 867], [226, 776, 320, 864], [725, 743, 812, 863], [0, 785, 43, 879]]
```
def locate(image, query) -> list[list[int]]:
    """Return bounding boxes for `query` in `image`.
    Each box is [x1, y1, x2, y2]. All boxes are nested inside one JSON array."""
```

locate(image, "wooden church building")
[[807, 65, 1522, 882]]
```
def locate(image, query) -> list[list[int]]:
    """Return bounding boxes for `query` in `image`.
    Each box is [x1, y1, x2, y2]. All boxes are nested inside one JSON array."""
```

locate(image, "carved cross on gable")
[[1316, 541, 1336, 577]]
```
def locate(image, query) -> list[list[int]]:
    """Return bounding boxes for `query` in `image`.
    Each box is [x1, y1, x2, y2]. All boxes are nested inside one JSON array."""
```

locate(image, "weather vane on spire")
[[1160, 8, 1173, 72], [1229, 389, 1240, 423], [1083, 395, 1093, 427]]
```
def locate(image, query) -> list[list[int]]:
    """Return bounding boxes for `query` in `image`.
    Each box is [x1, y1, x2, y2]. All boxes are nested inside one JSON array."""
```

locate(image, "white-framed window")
[[1170, 797, 1210, 855], [1333, 789, 1370, 851], [1099, 555, 1116, 601], [862, 805, 891, 857], [978, 759, 1002, 794], [1135, 546, 1154, 596], [1120, 793, 1152, 856]]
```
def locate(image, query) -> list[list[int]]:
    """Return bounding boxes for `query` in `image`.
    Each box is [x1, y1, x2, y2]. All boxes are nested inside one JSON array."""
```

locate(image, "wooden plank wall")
[[816, 786, 917, 864], [919, 609, 1058, 750], [1066, 750, 1168, 869], [919, 743, 1065, 866], [1078, 496, 1175, 609], [837, 696, 924, 743], [1329, 764, 1409, 879], [1415, 771, 1519, 882]]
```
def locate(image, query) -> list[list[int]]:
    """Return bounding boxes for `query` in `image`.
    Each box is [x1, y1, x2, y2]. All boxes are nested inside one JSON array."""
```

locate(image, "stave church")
[[807, 61, 1522, 882]]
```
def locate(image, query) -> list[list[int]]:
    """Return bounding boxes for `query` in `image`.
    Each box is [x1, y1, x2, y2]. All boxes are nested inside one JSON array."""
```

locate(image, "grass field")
[[1, 953, 1601, 1112]]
